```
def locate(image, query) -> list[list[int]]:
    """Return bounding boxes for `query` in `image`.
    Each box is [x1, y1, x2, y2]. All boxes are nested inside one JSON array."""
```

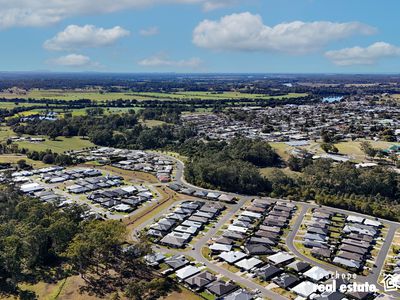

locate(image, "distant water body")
[[322, 96, 343, 103]]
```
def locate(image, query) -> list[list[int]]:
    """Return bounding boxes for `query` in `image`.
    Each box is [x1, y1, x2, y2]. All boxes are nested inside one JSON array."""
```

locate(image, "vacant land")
[[269, 140, 399, 164], [0, 126, 14, 141], [162, 287, 202, 300], [0, 101, 50, 109], [16, 137, 94, 153], [334, 140, 399, 161], [0, 154, 48, 168]]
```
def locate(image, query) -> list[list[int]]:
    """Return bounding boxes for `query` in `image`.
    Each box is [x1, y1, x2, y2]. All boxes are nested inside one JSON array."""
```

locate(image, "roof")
[[228, 225, 249, 233], [241, 211, 262, 219], [185, 271, 216, 289], [303, 266, 331, 282], [207, 192, 221, 199], [234, 257, 263, 271], [219, 251, 247, 264], [218, 194, 235, 202], [144, 253, 165, 265], [363, 218, 381, 227], [347, 215, 364, 224], [304, 233, 327, 242], [310, 248, 331, 258], [223, 231, 245, 240], [210, 243, 233, 252], [175, 265, 201, 280], [222, 289, 253, 300], [273, 273, 300, 289], [160, 232, 191, 247], [207, 281, 238, 296], [291, 281, 318, 298], [244, 244, 274, 256], [174, 225, 198, 235], [20, 182, 44, 193], [333, 257, 361, 269], [256, 264, 282, 280], [248, 236, 276, 246], [165, 255, 189, 270], [268, 252, 295, 265], [215, 237, 234, 245], [313, 291, 348, 300], [286, 260, 311, 273]]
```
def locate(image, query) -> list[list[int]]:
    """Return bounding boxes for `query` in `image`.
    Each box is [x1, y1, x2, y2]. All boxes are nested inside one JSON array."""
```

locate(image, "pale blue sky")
[[0, 0, 399, 73]]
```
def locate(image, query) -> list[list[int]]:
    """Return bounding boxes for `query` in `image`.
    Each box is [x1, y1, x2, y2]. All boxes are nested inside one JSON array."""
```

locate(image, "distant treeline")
[[269, 159, 400, 221]]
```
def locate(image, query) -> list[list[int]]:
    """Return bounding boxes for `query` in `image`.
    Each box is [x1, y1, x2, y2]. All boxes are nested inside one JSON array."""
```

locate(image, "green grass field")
[[16, 136, 94, 153], [260, 166, 299, 178], [0, 101, 51, 109], [0, 126, 14, 142], [0, 89, 307, 102]]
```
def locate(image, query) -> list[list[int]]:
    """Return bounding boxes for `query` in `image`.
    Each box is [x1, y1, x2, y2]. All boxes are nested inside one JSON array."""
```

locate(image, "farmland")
[[0, 89, 307, 102]]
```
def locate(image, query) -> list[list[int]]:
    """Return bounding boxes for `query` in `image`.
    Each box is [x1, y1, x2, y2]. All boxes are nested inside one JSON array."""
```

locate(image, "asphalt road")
[[159, 154, 400, 297], [156, 196, 288, 300]]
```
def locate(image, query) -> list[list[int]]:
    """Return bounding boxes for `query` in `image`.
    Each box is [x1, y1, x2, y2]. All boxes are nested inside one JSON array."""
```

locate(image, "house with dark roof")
[[337, 251, 364, 262], [286, 260, 311, 273], [307, 226, 329, 236], [207, 281, 238, 297], [311, 248, 332, 260], [244, 244, 275, 256], [339, 244, 369, 256], [160, 232, 191, 248], [256, 264, 283, 281], [263, 219, 286, 228], [165, 255, 189, 270], [304, 239, 329, 249], [254, 230, 279, 240], [273, 273, 300, 289], [223, 231, 246, 240], [222, 289, 253, 300], [341, 238, 371, 249], [313, 291, 347, 300], [185, 271, 216, 290], [348, 291, 375, 300], [247, 237, 277, 246]]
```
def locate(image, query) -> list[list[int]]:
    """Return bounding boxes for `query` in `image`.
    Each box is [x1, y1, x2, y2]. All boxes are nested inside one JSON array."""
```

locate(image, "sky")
[[1, 0, 400, 73]]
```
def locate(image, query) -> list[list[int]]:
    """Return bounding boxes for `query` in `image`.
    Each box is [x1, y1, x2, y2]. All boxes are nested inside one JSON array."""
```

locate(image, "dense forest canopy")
[[0, 186, 173, 299]]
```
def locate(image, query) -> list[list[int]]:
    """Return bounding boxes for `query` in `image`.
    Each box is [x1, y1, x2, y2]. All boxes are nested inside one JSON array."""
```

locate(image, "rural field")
[[0, 89, 307, 102], [269, 140, 400, 164], [16, 136, 95, 153]]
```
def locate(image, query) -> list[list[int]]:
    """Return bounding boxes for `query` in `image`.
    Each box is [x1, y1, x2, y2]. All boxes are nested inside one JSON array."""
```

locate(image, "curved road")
[[145, 153, 400, 298]]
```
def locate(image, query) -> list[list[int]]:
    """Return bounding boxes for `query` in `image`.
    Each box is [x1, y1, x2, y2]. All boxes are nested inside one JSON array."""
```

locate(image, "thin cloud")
[[139, 26, 159, 36], [325, 42, 400, 66], [138, 54, 202, 69], [47, 54, 100, 68]]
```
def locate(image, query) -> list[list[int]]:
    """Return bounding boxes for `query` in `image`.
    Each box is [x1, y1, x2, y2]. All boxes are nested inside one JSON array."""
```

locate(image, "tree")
[[287, 156, 302, 172], [16, 159, 28, 170], [360, 141, 377, 158], [321, 143, 338, 153], [42, 153, 55, 164], [67, 220, 126, 279], [49, 130, 59, 141]]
